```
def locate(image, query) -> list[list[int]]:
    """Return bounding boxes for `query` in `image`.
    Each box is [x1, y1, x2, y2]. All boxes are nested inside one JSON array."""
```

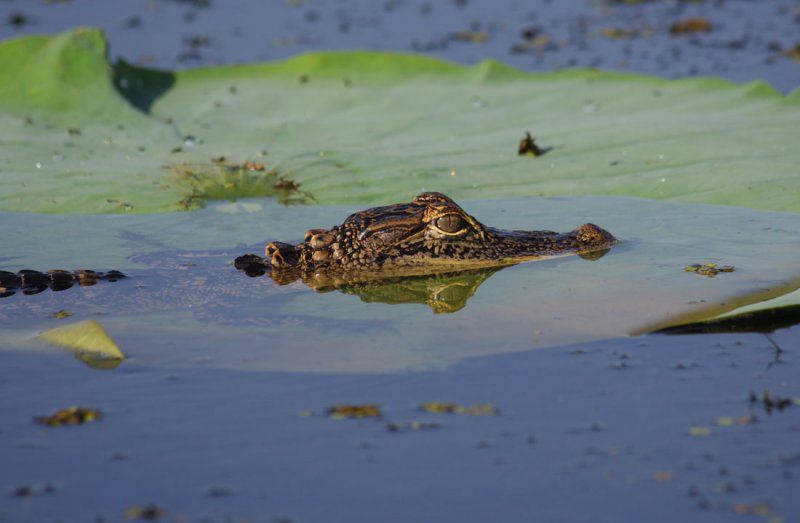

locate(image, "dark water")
[[1, 317, 798, 522]]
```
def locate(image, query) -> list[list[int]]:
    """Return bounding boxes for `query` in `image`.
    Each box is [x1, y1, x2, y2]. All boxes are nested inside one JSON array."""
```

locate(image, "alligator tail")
[[0, 269, 127, 298]]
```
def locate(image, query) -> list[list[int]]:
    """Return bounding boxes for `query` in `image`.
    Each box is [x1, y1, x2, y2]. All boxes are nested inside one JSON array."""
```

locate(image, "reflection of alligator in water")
[[235, 192, 618, 291], [335, 268, 500, 314], [1, 192, 617, 315]]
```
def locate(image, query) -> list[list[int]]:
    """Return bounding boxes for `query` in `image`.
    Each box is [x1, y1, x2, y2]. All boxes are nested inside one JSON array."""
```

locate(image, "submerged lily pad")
[[38, 319, 124, 368], [0, 28, 798, 214]]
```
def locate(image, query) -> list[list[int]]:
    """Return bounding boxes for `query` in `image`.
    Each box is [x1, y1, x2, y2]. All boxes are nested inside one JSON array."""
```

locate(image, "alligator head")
[[235, 192, 618, 290]]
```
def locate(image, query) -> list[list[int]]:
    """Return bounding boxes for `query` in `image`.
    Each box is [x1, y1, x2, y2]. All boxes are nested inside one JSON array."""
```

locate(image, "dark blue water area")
[[0, 326, 798, 522]]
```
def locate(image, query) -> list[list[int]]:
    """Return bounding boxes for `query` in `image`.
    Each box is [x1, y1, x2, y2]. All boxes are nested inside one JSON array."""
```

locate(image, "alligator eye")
[[433, 214, 466, 234]]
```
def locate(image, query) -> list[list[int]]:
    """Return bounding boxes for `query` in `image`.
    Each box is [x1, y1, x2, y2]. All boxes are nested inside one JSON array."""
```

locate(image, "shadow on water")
[[654, 305, 800, 335], [112, 59, 175, 114]]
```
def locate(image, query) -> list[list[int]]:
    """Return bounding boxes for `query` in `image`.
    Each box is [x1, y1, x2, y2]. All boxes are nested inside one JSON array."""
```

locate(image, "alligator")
[[0, 269, 126, 298], [234, 191, 618, 290], [1, 193, 617, 312]]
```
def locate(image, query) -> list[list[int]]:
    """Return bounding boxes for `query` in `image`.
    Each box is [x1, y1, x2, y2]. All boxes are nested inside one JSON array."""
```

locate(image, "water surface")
[[2, 195, 799, 372]]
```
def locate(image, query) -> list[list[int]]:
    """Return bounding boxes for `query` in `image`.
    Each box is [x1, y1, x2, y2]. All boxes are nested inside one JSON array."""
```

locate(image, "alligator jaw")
[[485, 223, 618, 260]]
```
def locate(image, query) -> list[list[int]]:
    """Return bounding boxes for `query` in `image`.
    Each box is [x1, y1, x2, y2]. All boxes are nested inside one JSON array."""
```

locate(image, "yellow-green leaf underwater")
[[38, 319, 124, 369], [1, 28, 798, 214]]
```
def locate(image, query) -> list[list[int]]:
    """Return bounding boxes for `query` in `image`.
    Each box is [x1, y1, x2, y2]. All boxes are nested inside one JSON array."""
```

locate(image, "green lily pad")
[[1, 27, 798, 214]]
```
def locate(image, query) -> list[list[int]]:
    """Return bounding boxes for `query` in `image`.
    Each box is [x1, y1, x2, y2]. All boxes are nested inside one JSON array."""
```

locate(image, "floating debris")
[[783, 42, 800, 62], [326, 404, 382, 419], [12, 485, 33, 498], [670, 18, 713, 36], [684, 263, 735, 277], [653, 471, 674, 482], [35, 406, 103, 427], [386, 420, 441, 432], [715, 415, 756, 426], [750, 389, 797, 414], [518, 132, 542, 157], [273, 178, 300, 191], [452, 31, 489, 44], [420, 401, 499, 416], [734, 503, 774, 517], [183, 34, 211, 48], [7, 12, 32, 29], [510, 25, 555, 53], [126, 504, 166, 521], [687, 426, 711, 437], [243, 161, 265, 172], [600, 27, 638, 39], [49, 309, 75, 320]]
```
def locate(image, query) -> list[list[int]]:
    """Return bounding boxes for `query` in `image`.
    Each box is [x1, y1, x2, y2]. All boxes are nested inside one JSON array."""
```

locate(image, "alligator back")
[[0, 269, 126, 298]]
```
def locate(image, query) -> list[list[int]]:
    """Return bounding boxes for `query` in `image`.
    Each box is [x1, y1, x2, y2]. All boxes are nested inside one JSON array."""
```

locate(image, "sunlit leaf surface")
[[1, 28, 798, 214]]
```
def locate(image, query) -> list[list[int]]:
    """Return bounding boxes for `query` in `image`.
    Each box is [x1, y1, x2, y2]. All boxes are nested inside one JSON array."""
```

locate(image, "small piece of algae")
[[39, 320, 124, 369]]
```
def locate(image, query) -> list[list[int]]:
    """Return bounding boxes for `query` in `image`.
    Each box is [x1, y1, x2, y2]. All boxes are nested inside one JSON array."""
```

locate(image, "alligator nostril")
[[271, 251, 287, 267], [310, 233, 335, 249], [304, 228, 327, 243]]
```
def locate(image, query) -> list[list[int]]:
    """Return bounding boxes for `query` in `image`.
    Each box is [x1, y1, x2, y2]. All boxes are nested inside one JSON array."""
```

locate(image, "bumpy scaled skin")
[[0, 269, 126, 298], [235, 192, 617, 288]]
